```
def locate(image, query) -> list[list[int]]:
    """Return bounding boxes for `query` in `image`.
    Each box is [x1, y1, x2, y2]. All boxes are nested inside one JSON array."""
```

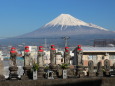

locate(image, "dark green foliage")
[[32, 63, 39, 71], [60, 63, 69, 69]]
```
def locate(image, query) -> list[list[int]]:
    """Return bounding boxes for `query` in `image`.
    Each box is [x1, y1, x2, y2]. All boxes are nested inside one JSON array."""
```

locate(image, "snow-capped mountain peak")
[[44, 14, 89, 27], [44, 14, 108, 31]]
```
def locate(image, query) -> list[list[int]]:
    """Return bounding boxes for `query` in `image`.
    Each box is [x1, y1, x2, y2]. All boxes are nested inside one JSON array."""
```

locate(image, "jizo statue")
[[76, 45, 83, 65], [50, 45, 56, 65], [10, 47, 17, 66], [104, 59, 110, 71], [64, 47, 71, 64], [37, 46, 45, 67], [24, 46, 31, 66], [88, 60, 94, 73]]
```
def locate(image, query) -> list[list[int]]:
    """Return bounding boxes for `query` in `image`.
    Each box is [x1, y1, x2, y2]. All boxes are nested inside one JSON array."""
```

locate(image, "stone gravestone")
[[33, 71, 37, 80], [104, 59, 110, 76], [88, 60, 95, 77], [45, 70, 54, 79], [62, 70, 67, 79], [97, 62, 103, 77]]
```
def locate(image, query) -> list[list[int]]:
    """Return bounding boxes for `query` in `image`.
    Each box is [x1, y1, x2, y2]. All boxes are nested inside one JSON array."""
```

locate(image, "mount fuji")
[[19, 14, 114, 38], [1, 14, 115, 46]]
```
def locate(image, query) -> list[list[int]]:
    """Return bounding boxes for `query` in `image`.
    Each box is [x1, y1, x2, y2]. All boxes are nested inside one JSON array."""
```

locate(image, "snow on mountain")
[[44, 14, 89, 27], [44, 14, 108, 31], [88, 23, 108, 31]]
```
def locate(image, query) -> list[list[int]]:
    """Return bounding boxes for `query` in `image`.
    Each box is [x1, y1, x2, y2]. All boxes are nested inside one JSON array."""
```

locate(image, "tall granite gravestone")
[[37, 46, 45, 79], [76, 45, 84, 78], [104, 59, 110, 76], [22, 46, 32, 79], [88, 60, 95, 77], [9, 47, 19, 80], [64, 47, 71, 64], [50, 45, 58, 78], [97, 62, 103, 77]]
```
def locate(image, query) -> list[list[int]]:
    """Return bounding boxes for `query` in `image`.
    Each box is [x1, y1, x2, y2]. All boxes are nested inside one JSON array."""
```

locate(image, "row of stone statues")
[[5, 45, 113, 80], [10, 45, 81, 67]]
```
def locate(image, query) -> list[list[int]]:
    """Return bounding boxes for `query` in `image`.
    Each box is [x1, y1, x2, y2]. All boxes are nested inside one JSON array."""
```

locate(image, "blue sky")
[[0, 0, 115, 37]]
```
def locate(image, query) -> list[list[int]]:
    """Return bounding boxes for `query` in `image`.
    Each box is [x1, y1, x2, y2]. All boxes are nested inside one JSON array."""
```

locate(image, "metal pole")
[[62, 37, 70, 47]]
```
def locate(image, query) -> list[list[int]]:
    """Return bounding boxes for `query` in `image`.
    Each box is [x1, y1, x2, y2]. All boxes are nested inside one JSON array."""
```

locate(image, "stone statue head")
[[38, 46, 44, 52], [77, 45, 82, 51], [11, 47, 16, 51], [77, 45, 81, 48], [65, 47, 69, 52], [51, 45, 55, 48], [25, 46, 29, 50], [39, 46, 43, 49]]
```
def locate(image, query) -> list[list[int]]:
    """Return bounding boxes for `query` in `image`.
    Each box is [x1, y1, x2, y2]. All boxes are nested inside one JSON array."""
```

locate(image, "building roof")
[[73, 47, 115, 53]]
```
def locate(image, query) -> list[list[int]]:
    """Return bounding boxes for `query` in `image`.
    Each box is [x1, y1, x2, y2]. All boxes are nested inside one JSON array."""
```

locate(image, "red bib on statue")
[[24, 50, 30, 52]]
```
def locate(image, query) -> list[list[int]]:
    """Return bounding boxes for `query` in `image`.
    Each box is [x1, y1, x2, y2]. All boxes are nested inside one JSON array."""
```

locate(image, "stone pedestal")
[[22, 66, 32, 80], [67, 69, 76, 78], [104, 71, 110, 77], [76, 66, 84, 78], [97, 72, 103, 77], [88, 72, 96, 77], [37, 67, 44, 79], [0, 75, 5, 81], [9, 66, 19, 80]]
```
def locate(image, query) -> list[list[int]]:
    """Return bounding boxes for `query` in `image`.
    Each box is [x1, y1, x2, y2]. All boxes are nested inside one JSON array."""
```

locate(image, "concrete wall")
[[0, 78, 115, 86]]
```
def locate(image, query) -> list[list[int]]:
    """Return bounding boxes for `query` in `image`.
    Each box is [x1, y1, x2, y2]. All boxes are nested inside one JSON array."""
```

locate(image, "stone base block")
[[97, 72, 103, 77], [88, 72, 96, 77], [0, 75, 5, 81], [9, 73, 19, 80], [104, 71, 110, 76], [77, 72, 85, 78], [9, 66, 19, 80], [37, 72, 45, 79]]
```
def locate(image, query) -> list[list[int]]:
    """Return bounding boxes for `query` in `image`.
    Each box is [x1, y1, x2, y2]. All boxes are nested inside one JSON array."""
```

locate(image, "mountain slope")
[[19, 14, 114, 38]]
